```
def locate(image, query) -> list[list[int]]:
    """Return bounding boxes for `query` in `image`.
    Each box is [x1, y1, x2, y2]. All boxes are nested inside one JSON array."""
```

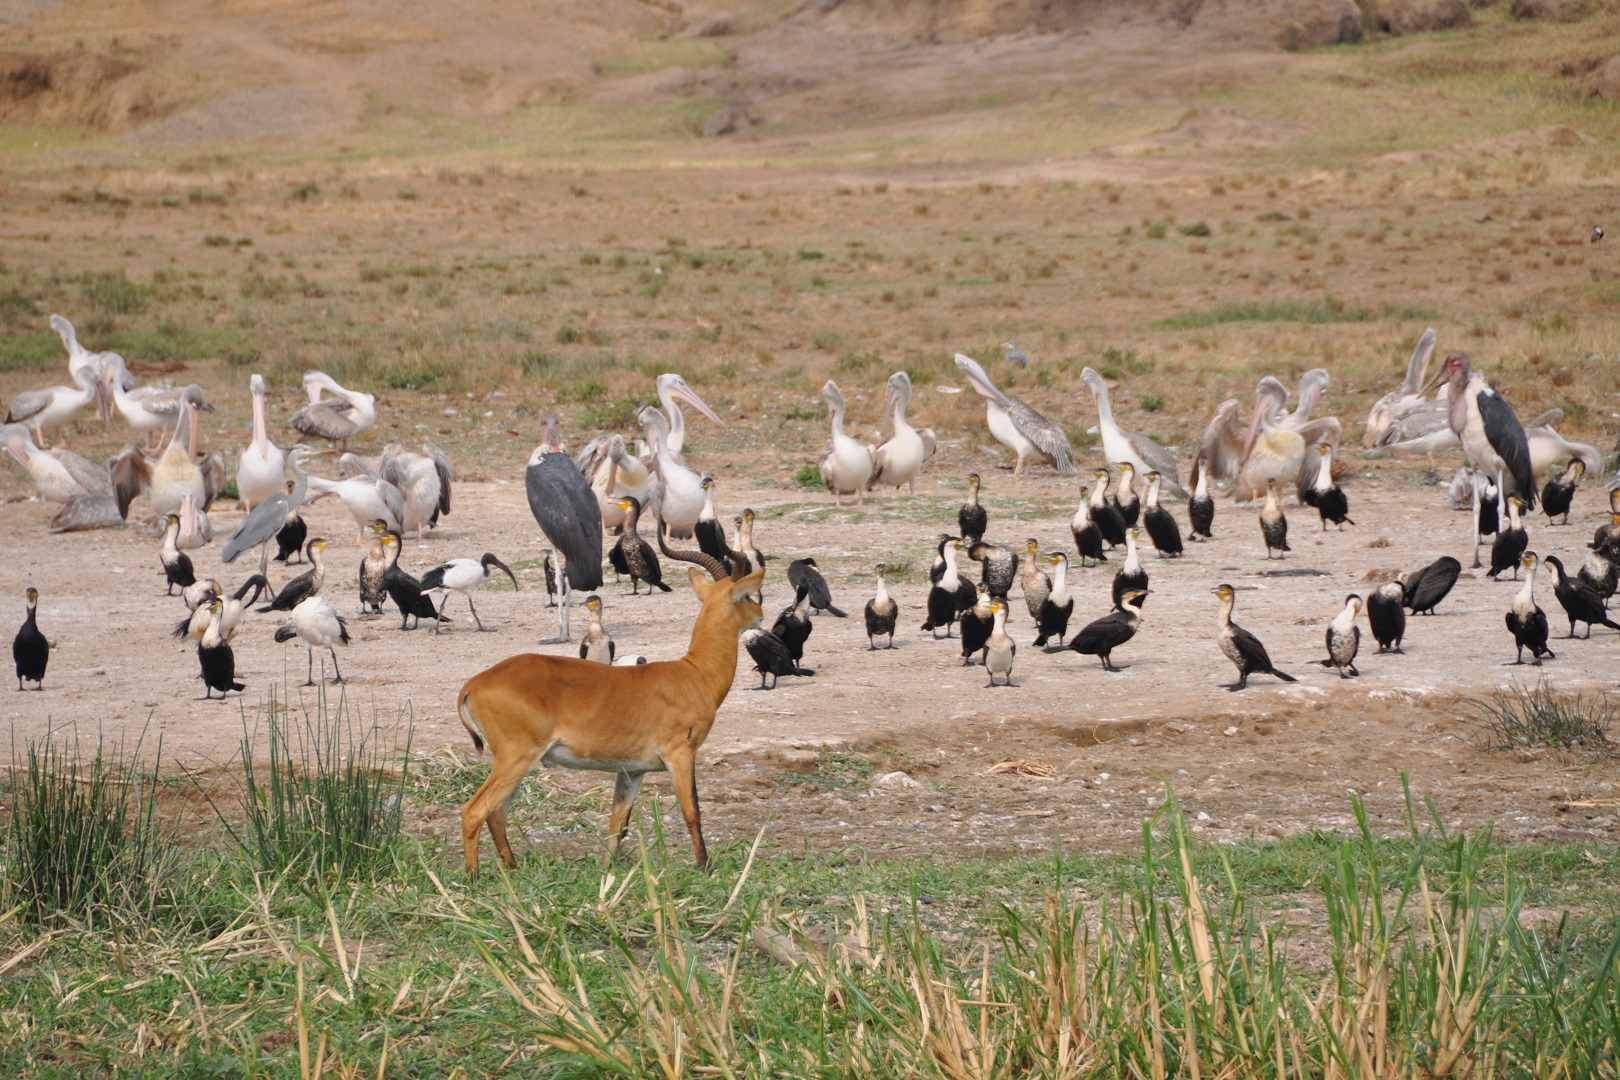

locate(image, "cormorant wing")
[[1476, 387, 1535, 508], [1006, 396, 1076, 474], [1232, 624, 1275, 670], [526, 452, 604, 591]]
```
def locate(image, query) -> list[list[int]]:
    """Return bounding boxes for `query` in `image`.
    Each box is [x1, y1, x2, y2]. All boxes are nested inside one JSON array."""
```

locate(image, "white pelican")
[[289, 371, 376, 451], [1079, 367, 1183, 496], [51, 314, 127, 422], [1523, 408, 1601, 476], [379, 442, 453, 538], [1198, 398, 1246, 483], [817, 380, 873, 507], [867, 371, 929, 495], [4, 365, 99, 445], [99, 353, 214, 440], [640, 407, 707, 536], [654, 373, 722, 461], [274, 595, 350, 685], [1427, 352, 1535, 508], [174, 490, 213, 550], [236, 374, 286, 511], [576, 433, 657, 531], [954, 353, 1074, 476], [1231, 379, 1299, 502], [150, 401, 207, 520], [306, 455, 404, 543], [2, 423, 112, 504], [1364, 329, 1437, 448]]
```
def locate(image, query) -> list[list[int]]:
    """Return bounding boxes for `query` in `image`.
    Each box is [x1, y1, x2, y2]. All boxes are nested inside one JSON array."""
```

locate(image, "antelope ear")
[[731, 566, 765, 598], [687, 567, 711, 595]]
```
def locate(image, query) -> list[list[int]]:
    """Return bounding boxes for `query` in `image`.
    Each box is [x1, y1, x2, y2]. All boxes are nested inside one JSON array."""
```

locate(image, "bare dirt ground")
[[4, 431, 1616, 862]]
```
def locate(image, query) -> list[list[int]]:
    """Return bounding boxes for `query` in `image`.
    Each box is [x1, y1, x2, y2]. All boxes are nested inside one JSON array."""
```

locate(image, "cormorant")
[[967, 539, 1019, 600], [1020, 538, 1051, 621], [1541, 459, 1584, 525], [1579, 516, 1620, 600], [743, 627, 808, 689], [1033, 552, 1074, 649], [695, 476, 734, 569], [1110, 462, 1140, 528], [273, 479, 308, 565], [379, 533, 446, 630], [923, 537, 975, 637], [159, 513, 195, 595], [1318, 594, 1362, 678], [1068, 589, 1144, 672], [1259, 478, 1290, 560], [1487, 496, 1528, 580], [772, 584, 814, 670], [1544, 555, 1620, 638], [260, 538, 328, 612], [864, 563, 898, 649], [1071, 488, 1106, 566], [614, 496, 671, 595], [1212, 583, 1296, 690], [787, 558, 847, 617], [358, 519, 391, 613], [1505, 552, 1553, 664], [1303, 444, 1353, 530], [1141, 471, 1182, 557], [1367, 580, 1406, 653], [13, 587, 46, 690], [1112, 528, 1148, 611], [959, 584, 994, 665], [579, 595, 615, 663], [1402, 556, 1461, 615], [197, 598, 244, 700], [958, 473, 987, 542], [983, 601, 1016, 688], [1090, 470, 1127, 548], [1187, 457, 1215, 541]]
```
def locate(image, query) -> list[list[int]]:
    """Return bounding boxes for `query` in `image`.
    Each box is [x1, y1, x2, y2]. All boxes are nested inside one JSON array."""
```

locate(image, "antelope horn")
[[657, 517, 732, 581]]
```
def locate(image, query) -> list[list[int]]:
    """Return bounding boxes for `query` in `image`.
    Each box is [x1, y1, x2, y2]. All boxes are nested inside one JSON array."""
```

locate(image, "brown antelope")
[[456, 535, 763, 876]]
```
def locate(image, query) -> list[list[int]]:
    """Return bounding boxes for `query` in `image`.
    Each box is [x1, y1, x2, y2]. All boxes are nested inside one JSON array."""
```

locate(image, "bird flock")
[[7, 315, 1620, 717]]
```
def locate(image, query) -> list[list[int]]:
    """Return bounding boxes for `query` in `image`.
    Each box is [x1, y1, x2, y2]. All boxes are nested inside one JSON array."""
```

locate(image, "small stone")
[[1224, 726, 1240, 736]]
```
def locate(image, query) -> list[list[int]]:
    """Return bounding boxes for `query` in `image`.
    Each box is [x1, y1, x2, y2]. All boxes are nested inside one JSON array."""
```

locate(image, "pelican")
[[654, 373, 722, 461], [868, 371, 929, 495], [288, 371, 376, 451], [306, 454, 404, 543], [526, 414, 604, 643], [954, 353, 1074, 476], [1363, 328, 1437, 448], [150, 400, 207, 519], [236, 374, 286, 511], [379, 442, 453, 538], [51, 314, 125, 421], [99, 353, 215, 440], [1080, 367, 1183, 496], [1523, 409, 1601, 476], [1428, 352, 1535, 509], [1198, 398, 1246, 483], [174, 489, 213, 550], [4, 365, 99, 445], [641, 407, 707, 537], [1282, 370, 1342, 495], [222, 445, 319, 579], [817, 380, 873, 507], [1230, 378, 1296, 502], [2, 423, 112, 504]]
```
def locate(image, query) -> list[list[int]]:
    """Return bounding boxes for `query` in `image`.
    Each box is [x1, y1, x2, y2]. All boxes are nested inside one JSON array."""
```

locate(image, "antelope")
[[456, 535, 764, 876]]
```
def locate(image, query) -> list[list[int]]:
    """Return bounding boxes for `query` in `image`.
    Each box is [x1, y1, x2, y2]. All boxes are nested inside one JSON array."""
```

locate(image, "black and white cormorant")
[[261, 538, 328, 612], [1089, 470, 1127, 549], [1110, 462, 1140, 528], [419, 552, 519, 633], [1366, 580, 1406, 653], [772, 584, 814, 670], [1302, 444, 1353, 530], [1475, 474, 1500, 545], [1580, 511, 1620, 599], [613, 496, 671, 595], [13, 587, 47, 690], [273, 481, 309, 566], [743, 627, 809, 689], [1141, 471, 1182, 558], [1112, 529, 1148, 611], [1212, 583, 1296, 690], [695, 476, 734, 570], [1541, 459, 1584, 525], [1543, 555, 1620, 638], [1033, 552, 1074, 649], [1187, 457, 1215, 541], [983, 600, 1016, 688], [358, 519, 391, 613], [1505, 552, 1553, 664], [1318, 594, 1362, 678], [1259, 478, 1290, 560], [1071, 488, 1106, 566], [274, 595, 350, 685], [923, 537, 975, 637], [159, 512, 196, 595], [579, 595, 615, 663], [1487, 495, 1528, 580], [1019, 538, 1051, 621], [197, 598, 244, 700], [959, 583, 994, 665], [734, 509, 766, 576], [378, 533, 445, 630], [787, 558, 847, 617], [1068, 589, 1144, 672], [958, 473, 987, 542], [864, 563, 898, 649], [1402, 556, 1461, 615], [967, 540, 1019, 601]]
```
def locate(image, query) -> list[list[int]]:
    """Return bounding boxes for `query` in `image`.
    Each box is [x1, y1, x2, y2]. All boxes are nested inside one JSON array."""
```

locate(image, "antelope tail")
[[459, 690, 486, 755]]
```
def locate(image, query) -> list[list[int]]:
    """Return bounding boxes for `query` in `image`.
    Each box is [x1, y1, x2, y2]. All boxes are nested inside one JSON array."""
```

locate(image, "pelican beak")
[[882, 385, 900, 434], [5, 435, 28, 468], [672, 381, 722, 425]]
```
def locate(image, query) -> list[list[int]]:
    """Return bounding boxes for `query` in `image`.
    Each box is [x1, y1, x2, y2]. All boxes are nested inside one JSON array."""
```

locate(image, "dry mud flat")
[[2, 467, 1617, 861]]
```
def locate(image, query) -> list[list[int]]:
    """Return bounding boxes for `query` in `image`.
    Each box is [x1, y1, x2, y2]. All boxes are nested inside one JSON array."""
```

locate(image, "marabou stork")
[[526, 414, 604, 642]]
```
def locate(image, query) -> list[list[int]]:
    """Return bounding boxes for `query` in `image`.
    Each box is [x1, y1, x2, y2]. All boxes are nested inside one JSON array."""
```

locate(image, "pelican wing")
[[375, 478, 405, 525], [1525, 407, 1564, 431], [526, 453, 604, 591], [110, 444, 152, 518], [425, 442, 453, 516], [4, 388, 54, 424], [919, 428, 937, 462], [1126, 431, 1185, 496], [1403, 329, 1438, 392], [48, 493, 125, 532], [48, 447, 112, 496], [289, 401, 358, 441], [199, 451, 227, 509], [1006, 396, 1076, 474], [1528, 429, 1600, 475], [1378, 400, 1450, 448], [1200, 400, 1244, 481], [339, 451, 379, 479], [1232, 428, 1304, 501], [573, 436, 612, 479]]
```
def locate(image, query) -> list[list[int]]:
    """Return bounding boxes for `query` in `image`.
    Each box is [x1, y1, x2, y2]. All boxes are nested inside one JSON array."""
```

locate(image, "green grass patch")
[[1155, 295, 1378, 331]]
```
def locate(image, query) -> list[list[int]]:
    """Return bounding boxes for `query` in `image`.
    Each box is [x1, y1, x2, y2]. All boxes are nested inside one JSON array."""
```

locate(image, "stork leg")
[[469, 596, 489, 632], [541, 555, 573, 643], [1470, 469, 1484, 569]]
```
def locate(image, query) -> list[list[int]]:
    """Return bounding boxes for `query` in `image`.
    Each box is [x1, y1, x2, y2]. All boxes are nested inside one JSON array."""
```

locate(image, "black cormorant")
[[1212, 583, 1296, 690]]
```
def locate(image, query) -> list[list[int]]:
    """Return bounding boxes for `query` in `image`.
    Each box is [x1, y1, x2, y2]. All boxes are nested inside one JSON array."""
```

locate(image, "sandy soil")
[[4, 446, 1616, 861]]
